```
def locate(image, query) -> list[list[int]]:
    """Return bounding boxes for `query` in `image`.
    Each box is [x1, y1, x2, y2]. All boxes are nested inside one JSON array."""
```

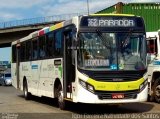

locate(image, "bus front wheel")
[[57, 84, 66, 110], [153, 78, 160, 103]]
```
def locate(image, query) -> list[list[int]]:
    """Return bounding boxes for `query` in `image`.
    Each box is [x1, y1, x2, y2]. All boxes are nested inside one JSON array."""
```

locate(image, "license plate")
[[112, 94, 124, 99]]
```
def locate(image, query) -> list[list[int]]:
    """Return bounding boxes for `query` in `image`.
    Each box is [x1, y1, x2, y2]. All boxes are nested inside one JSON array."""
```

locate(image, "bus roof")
[[12, 14, 140, 45], [12, 34, 32, 45]]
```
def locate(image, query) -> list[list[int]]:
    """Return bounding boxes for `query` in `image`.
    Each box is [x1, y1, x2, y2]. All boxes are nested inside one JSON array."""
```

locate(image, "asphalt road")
[[0, 86, 160, 119]]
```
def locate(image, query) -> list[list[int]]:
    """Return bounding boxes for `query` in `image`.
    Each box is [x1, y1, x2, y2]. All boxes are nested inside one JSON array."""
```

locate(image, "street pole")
[[87, 0, 90, 15]]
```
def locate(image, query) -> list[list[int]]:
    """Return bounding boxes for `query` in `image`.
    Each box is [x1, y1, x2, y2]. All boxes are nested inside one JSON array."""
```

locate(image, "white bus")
[[146, 30, 160, 103], [11, 14, 148, 110]]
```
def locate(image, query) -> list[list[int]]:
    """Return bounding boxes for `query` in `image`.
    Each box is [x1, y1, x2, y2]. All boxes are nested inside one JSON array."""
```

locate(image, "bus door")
[[16, 42, 21, 89], [63, 29, 75, 99]]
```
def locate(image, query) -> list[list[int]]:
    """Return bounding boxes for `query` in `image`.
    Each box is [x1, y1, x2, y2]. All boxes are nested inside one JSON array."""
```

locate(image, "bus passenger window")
[[54, 30, 62, 57], [46, 32, 54, 57], [32, 39, 38, 60], [40, 47, 45, 58], [39, 36, 46, 58], [26, 40, 32, 60]]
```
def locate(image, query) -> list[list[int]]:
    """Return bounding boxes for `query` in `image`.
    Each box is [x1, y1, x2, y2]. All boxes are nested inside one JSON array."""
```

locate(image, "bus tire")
[[153, 78, 160, 103], [23, 80, 31, 100], [147, 95, 154, 102], [57, 84, 67, 110]]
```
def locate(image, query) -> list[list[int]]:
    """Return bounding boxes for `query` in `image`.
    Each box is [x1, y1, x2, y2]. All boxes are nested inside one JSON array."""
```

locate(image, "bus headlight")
[[79, 79, 94, 93], [139, 79, 148, 92], [87, 85, 94, 92], [79, 79, 87, 88]]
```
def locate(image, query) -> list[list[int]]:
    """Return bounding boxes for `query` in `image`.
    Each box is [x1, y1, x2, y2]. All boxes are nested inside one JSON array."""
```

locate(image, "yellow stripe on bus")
[[55, 22, 63, 29], [90, 14, 135, 17], [49, 25, 56, 31], [87, 77, 144, 91], [49, 22, 63, 31]]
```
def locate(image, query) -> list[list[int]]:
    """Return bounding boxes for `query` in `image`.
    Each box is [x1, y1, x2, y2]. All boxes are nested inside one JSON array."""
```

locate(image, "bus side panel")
[[11, 63, 17, 89], [29, 60, 40, 96], [49, 58, 63, 97], [25, 62, 33, 93], [19, 62, 32, 92], [37, 58, 63, 98], [37, 59, 49, 97], [44, 59, 55, 97]]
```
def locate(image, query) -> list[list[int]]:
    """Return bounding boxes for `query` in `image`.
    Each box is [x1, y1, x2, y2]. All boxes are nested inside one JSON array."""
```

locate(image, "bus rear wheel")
[[153, 78, 160, 103], [57, 84, 67, 110], [23, 80, 31, 100]]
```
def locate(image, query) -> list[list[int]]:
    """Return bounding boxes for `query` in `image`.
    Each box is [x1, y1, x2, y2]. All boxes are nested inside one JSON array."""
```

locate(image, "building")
[[97, 2, 160, 31]]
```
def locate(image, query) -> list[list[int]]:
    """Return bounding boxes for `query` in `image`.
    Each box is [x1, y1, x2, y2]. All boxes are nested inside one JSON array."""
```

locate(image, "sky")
[[0, 0, 159, 61]]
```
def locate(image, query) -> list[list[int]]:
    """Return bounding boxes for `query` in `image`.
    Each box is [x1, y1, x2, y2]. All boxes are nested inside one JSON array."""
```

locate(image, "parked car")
[[0, 73, 12, 86]]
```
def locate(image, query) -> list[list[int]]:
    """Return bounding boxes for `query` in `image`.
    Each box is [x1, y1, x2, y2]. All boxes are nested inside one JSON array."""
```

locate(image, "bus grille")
[[92, 74, 141, 82], [95, 90, 138, 100]]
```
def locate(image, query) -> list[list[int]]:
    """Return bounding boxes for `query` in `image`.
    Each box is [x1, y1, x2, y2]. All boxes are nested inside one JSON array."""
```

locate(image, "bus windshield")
[[77, 32, 147, 71]]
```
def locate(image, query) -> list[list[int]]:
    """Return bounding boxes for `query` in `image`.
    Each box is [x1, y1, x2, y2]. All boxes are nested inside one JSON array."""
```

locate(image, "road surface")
[[0, 86, 160, 119]]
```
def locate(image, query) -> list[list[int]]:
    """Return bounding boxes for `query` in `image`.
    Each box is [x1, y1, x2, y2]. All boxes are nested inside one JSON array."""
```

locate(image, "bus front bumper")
[[75, 85, 148, 104]]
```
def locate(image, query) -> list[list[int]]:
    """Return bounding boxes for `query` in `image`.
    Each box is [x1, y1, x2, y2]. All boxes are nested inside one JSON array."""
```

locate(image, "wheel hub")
[[24, 87, 27, 97], [58, 91, 63, 103]]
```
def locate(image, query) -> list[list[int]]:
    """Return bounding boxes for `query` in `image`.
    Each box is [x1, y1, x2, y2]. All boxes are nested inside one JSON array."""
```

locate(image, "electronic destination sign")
[[80, 16, 143, 28]]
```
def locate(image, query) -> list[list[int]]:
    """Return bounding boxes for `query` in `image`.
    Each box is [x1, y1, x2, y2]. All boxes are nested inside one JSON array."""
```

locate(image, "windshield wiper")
[[95, 29, 111, 50], [122, 29, 133, 48]]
